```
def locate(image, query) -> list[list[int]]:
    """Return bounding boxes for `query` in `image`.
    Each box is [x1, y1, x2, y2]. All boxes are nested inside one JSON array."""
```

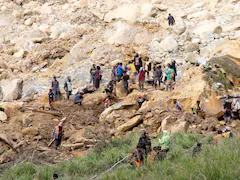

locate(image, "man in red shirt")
[[138, 67, 145, 90]]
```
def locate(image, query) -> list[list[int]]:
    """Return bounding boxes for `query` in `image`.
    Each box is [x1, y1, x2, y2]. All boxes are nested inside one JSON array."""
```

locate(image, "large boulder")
[[22, 30, 48, 43], [104, 3, 155, 23], [151, 36, 178, 53], [116, 115, 142, 133], [0, 111, 7, 122], [50, 23, 72, 39], [21, 127, 39, 136], [2, 78, 23, 102]]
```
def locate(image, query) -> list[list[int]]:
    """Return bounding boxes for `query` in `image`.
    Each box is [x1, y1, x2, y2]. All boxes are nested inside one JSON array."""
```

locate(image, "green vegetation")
[[1, 133, 240, 180]]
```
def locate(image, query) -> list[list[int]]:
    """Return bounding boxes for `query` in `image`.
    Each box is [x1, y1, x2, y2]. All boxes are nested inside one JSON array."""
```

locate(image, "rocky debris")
[[21, 127, 39, 136], [0, 111, 7, 122], [1, 78, 23, 102], [116, 115, 142, 133]]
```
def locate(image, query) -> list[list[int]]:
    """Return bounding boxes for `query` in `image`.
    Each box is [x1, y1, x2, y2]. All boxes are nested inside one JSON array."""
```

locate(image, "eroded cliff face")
[[0, 0, 240, 165]]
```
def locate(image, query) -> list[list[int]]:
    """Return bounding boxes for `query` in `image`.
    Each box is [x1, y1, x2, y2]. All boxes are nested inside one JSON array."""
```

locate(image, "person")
[[166, 64, 174, 91], [128, 144, 144, 167], [52, 122, 64, 151], [159, 130, 170, 152], [222, 126, 233, 138], [134, 53, 142, 72], [104, 96, 111, 109], [64, 76, 72, 100], [105, 80, 114, 96], [138, 67, 145, 90], [156, 66, 163, 89], [168, 13, 175, 26], [48, 89, 54, 111], [173, 99, 182, 112], [223, 100, 232, 124], [171, 60, 177, 82], [138, 94, 148, 108], [137, 130, 152, 156], [193, 101, 206, 119], [144, 57, 152, 80], [232, 98, 240, 120], [74, 91, 84, 105], [52, 76, 60, 101], [111, 65, 117, 84], [128, 61, 137, 83], [90, 64, 96, 84], [122, 71, 129, 96], [94, 66, 102, 89], [116, 63, 123, 82], [53, 173, 58, 179]]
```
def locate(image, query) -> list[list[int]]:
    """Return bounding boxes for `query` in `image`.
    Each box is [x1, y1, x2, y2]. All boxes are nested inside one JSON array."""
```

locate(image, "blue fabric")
[[74, 94, 82, 104], [117, 65, 123, 76]]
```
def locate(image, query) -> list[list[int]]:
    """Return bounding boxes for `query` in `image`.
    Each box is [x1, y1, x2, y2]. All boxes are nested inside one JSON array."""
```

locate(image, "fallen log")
[[48, 139, 55, 147], [21, 107, 62, 116], [62, 143, 84, 149]]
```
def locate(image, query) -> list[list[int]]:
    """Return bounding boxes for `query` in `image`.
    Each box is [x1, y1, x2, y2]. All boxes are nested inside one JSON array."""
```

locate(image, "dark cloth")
[[74, 94, 83, 104], [138, 98, 147, 108], [138, 136, 152, 155], [123, 74, 129, 94], [66, 91, 72, 100], [55, 137, 62, 148], [168, 15, 175, 25], [48, 92, 54, 102], [52, 80, 59, 89], [94, 70, 101, 89]]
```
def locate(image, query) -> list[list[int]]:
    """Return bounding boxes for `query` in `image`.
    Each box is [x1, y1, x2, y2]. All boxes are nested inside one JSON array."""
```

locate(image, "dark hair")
[[53, 173, 58, 179], [97, 66, 100, 70], [167, 63, 171, 68]]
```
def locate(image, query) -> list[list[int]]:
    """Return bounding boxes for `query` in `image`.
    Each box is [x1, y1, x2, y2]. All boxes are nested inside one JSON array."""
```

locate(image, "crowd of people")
[[223, 98, 240, 123]]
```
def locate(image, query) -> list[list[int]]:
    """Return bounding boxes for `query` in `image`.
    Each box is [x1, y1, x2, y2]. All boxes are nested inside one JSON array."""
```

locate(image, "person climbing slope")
[[64, 76, 72, 101], [52, 122, 64, 151], [168, 13, 175, 26], [52, 75, 61, 101]]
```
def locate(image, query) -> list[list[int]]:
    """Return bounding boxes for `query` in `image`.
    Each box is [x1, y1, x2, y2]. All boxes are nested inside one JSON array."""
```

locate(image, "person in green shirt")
[[166, 64, 174, 91], [89, 64, 96, 84], [159, 130, 170, 151]]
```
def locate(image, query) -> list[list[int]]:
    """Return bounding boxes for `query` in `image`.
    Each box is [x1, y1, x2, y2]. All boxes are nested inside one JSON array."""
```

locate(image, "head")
[[53, 173, 58, 179], [93, 64, 96, 68], [53, 75, 56, 80], [119, 63, 122, 66], [167, 63, 171, 68], [67, 76, 71, 81], [217, 130, 222, 134], [158, 65, 162, 69], [163, 130, 168, 136], [197, 101, 200, 105], [138, 94, 142, 99], [173, 99, 177, 104], [169, 13, 171, 16], [140, 67, 143, 71], [224, 126, 231, 132], [58, 122, 63, 127], [197, 142, 202, 147], [141, 129, 146, 136], [49, 88, 52, 93], [97, 66, 100, 70]]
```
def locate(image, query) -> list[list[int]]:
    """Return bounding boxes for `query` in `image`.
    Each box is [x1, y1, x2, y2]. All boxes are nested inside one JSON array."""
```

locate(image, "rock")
[[22, 30, 48, 43], [185, 43, 199, 52], [170, 121, 189, 134], [151, 36, 178, 53], [209, 0, 220, 10], [39, 24, 51, 35], [50, 22, 72, 39], [13, 49, 25, 58], [230, 121, 238, 128], [62, 143, 84, 149], [219, 121, 226, 126], [223, 21, 240, 33], [2, 78, 23, 102], [72, 151, 87, 158], [24, 18, 34, 26], [145, 112, 153, 119], [104, 3, 155, 23], [21, 127, 39, 136], [22, 116, 33, 127], [0, 111, 7, 122], [116, 115, 142, 133], [187, 10, 215, 20], [184, 52, 199, 64], [155, 4, 168, 11]]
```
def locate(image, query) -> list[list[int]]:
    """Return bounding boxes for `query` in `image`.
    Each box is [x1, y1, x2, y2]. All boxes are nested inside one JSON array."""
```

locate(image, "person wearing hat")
[[52, 122, 64, 151], [137, 130, 152, 156], [52, 75, 61, 101], [137, 94, 148, 108], [138, 67, 145, 90], [159, 130, 170, 152]]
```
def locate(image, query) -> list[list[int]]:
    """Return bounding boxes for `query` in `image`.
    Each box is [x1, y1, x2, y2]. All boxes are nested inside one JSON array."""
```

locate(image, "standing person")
[[166, 64, 174, 91], [232, 98, 240, 119], [48, 89, 54, 111], [134, 53, 142, 72], [64, 76, 72, 101], [144, 58, 152, 80], [223, 100, 232, 124], [138, 67, 145, 90], [137, 130, 152, 156], [153, 66, 162, 89], [94, 66, 102, 89], [128, 61, 137, 83], [122, 71, 129, 96], [116, 63, 123, 82], [138, 94, 148, 108], [52, 122, 64, 151], [173, 99, 182, 112], [111, 65, 117, 84], [90, 64, 96, 84], [171, 60, 177, 82], [74, 91, 84, 105], [168, 13, 175, 26], [52, 76, 60, 101]]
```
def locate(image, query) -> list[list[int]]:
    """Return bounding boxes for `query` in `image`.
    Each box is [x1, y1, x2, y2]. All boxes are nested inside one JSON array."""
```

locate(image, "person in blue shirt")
[[74, 91, 84, 105], [116, 63, 123, 82]]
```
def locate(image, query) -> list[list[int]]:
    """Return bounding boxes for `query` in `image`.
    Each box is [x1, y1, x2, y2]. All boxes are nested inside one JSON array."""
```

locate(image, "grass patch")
[[1, 133, 240, 180]]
